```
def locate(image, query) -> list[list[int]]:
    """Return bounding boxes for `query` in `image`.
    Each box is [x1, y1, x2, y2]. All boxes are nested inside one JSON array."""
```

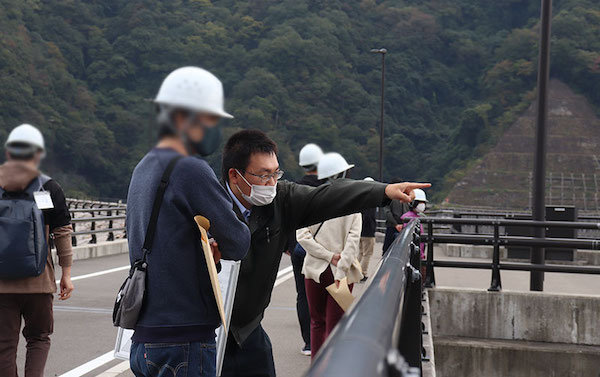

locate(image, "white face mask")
[[235, 169, 277, 207], [415, 203, 426, 213]]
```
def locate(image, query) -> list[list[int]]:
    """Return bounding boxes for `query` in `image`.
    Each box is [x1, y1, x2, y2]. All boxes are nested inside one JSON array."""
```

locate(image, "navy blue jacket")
[[127, 148, 250, 343]]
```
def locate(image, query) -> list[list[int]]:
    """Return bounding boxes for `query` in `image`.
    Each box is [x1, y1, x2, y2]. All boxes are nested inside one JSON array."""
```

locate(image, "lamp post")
[[530, 0, 552, 291], [371, 48, 387, 183]]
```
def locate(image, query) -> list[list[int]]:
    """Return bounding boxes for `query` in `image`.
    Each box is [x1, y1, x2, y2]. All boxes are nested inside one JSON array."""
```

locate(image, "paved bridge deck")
[[15, 242, 600, 376]]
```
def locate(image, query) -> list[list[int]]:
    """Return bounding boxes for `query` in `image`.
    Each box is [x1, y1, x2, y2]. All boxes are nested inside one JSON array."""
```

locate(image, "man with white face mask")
[[399, 188, 428, 260], [220, 130, 431, 377]]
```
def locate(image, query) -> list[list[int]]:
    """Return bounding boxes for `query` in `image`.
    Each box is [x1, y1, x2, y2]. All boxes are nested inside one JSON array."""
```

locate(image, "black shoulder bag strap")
[[313, 221, 325, 239], [141, 155, 183, 260]]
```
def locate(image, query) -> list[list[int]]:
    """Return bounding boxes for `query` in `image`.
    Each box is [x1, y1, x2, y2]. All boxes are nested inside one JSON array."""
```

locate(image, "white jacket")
[[297, 213, 363, 284]]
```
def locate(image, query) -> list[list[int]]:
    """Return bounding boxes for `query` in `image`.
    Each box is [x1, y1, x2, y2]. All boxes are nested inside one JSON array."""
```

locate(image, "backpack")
[[0, 175, 51, 279]]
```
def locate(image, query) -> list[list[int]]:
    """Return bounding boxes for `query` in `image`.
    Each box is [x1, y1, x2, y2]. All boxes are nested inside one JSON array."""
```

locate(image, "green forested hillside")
[[0, 0, 598, 199]]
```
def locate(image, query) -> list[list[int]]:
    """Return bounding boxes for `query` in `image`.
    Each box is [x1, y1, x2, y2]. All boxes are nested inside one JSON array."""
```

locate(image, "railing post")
[[398, 265, 422, 371], [71, 222, 78, 247], [107, 209, 115, 242], [488, 222, 502, 291], [424, 221, 435, 288], [452, 211, 462, 233], [90, 210, 97, 244]]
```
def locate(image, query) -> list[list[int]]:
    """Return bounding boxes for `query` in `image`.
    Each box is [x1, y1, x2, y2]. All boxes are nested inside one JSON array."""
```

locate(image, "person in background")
[[399, 189, 428, 273], [0, 124, 74, 377], [297, 153, 363, 359], [382, 177, 410, 254], [126, 67, 250, 377], [220, 130, 430, 377], [358, 177, 377, 282], [289, 143, 325, 356]]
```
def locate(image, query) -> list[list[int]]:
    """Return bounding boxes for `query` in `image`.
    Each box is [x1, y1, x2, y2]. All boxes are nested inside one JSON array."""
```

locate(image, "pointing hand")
[[384, 182, 431, 203]]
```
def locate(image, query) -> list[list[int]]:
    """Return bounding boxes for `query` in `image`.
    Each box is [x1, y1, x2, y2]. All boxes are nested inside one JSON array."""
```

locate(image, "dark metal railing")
[[426, 209, 600, 240], [304, 220, 424, 377], [420, 217, 600, 291], [65, 198, 126, 246]]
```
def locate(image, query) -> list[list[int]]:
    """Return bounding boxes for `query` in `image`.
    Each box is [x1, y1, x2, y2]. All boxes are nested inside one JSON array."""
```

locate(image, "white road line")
[[54, 306, 113, 314], [58, 264, 290, 285], [96, 360, 130, 377], [58, 351, 114, 377], [58, 264, 293, 376], [56, 265, 130, 284], [274, 266, 294, 287], [276, 265, 293, 278]]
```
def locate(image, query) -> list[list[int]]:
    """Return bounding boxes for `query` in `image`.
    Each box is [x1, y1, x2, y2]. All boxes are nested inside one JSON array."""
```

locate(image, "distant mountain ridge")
[[446, 80, 600, 211]]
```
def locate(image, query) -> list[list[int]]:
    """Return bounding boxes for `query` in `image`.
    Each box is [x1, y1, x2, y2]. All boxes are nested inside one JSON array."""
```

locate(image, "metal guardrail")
[[304, 220, 425, 377], [420, 217, 600, 291], [66, 199, 126, 245]]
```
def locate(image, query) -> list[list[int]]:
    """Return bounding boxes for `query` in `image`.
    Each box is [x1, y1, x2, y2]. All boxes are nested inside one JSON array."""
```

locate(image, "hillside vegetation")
[[0, 0, 598, 199]]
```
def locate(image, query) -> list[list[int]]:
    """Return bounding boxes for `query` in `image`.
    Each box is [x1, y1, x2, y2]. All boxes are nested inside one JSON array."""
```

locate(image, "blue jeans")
[[130, 340, 217, 377]]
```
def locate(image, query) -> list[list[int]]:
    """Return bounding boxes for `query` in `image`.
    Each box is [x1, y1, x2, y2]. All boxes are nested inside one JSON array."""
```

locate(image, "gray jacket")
[[385, 200, 410, 227]]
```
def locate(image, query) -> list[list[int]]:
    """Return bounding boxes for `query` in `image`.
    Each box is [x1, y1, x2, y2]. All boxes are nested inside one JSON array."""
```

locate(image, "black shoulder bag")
[[113, 156, 182, 329]]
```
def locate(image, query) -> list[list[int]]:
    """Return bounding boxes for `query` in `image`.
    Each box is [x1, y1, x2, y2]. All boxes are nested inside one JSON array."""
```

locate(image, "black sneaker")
[[360, 276, 368, 283], [301, 345, 311, 356]]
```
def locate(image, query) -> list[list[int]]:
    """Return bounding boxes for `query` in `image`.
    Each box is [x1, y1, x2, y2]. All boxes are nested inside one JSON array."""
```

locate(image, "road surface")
[[14, 241, 600, 376]]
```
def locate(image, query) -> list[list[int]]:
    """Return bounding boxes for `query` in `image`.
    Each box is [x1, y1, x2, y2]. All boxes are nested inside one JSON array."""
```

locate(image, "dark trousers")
[[305, 267, 353, 359], [0, 293, 54, 377], [221, 324, 276, 377], [382, 226, 399, 255], [291, 245, 311, 347], [130, 340, 216, 377]]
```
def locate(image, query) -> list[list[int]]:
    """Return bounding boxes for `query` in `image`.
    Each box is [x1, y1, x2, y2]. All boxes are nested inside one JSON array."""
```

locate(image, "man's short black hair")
[[222, 130, 278, 182]]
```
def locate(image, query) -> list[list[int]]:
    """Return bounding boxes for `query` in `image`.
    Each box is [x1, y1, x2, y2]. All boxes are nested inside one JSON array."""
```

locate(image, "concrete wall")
[[52, 239, 128, 263], [434, 336, 600, 377], [430, 288, 600, 377], [429, 288, 600, 346]]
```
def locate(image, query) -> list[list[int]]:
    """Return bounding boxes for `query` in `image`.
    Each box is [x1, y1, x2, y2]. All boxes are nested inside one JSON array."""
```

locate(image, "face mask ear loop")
[[235, 169, 253, 188]]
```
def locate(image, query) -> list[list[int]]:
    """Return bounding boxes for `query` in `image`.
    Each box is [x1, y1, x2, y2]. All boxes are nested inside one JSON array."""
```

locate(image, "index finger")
[[404, 182, 431, 191]]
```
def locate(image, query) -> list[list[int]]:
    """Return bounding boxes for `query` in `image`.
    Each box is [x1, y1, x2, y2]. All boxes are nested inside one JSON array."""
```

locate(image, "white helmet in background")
[[154, 66, 233, 119], [318, 152, 355, 180], [5, 124, 45, 157], [364, 177, 375, 182], [412, 188, 428, 203], [299, 143, 323, 167]]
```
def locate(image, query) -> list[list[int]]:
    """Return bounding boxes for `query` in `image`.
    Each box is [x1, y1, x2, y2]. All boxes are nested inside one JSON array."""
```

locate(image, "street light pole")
[[530, 0, 552, 291], [371, 48, 387, 183]]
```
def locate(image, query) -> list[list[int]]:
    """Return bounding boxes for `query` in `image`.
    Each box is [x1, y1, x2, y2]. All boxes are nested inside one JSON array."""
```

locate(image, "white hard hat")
[[364, 177, 375, 182], [154, 66, 233, 119], [413, 188, 428, 202], [299, 143, 323, 167], [5, 124, 45, 151], [318, 152, 355, 180]]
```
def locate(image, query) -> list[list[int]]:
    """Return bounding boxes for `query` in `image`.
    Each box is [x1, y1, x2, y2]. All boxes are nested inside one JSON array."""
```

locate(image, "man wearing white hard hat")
[[0, 124, 74, 377], [399, 188, 428, 261], [288, 143, 325, 356], [297, 152, 363, 358], [126, 67, 250, 377]]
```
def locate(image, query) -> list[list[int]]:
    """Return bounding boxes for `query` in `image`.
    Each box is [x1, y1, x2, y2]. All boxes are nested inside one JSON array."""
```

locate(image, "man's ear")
[[228, 168, 238, 185]]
